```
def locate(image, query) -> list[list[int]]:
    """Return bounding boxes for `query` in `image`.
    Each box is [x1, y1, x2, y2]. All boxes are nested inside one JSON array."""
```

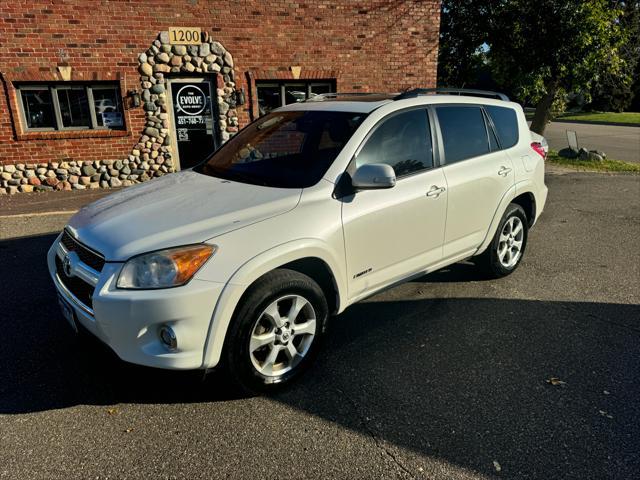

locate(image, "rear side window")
[[485, 105, 519, 149], [356, 109, 433, 177], [436, 106, 489, 164]]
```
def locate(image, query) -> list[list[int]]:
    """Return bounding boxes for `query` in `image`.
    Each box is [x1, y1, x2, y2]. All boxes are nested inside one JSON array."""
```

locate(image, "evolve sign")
[[176, 85, 207, 115]]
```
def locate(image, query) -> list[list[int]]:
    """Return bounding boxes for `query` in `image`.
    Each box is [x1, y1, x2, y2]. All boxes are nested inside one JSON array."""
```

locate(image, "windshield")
[[195, 110, 367, 188]]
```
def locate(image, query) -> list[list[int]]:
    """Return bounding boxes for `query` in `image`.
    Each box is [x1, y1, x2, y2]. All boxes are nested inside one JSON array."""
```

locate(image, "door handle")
[[498, 166, 512, 176], [426, 185, 446, 197]]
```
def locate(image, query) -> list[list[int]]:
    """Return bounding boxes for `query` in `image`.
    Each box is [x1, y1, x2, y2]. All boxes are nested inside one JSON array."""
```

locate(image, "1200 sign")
[[168, 27, 202, 45]]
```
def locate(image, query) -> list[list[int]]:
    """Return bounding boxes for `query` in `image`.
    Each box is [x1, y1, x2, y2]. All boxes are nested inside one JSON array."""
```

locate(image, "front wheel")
[[223, 269, 328, 394], [476, 203, 528, 278]]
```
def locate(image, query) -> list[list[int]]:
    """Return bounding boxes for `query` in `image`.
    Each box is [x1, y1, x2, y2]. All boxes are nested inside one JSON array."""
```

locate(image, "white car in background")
[[48, 89, 548, 393]]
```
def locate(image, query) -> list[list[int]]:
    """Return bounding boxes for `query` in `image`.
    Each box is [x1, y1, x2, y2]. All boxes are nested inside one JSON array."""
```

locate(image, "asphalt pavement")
[[542, 121, 640, 163], [0, 171, 639, 479]]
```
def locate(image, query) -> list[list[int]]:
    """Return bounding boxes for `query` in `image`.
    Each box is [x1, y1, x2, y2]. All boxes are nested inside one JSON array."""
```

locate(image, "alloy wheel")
[[249, 295, 317, 377], [498, 216, 524, 268]]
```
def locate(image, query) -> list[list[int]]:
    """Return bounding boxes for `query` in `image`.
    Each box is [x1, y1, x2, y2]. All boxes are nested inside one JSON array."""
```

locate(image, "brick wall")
[[0, 0, 440, 170]]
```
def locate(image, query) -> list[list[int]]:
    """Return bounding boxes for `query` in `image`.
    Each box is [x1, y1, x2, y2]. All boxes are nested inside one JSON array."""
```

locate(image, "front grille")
[[61, 230, 105, 272], [55, 255, 95, 309]]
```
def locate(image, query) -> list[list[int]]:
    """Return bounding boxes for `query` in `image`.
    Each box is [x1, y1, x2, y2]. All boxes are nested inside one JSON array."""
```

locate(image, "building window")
[[256, 80, 335, 116], [19, 87, 56, 129], [17, 83, 124, 131]]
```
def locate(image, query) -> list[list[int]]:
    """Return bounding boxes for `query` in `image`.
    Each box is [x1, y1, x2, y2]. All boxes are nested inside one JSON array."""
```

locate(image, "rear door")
[[434, 104, 515, 259]]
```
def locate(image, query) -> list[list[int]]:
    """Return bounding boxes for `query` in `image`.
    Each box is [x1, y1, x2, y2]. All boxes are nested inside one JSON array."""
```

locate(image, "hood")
[[67, 171, 301, 261]]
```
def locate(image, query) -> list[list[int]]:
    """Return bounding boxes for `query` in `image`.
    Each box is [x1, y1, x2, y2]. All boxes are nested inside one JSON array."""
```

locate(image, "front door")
[[169, 78, 217, 169], [342, 108, 447, 300]]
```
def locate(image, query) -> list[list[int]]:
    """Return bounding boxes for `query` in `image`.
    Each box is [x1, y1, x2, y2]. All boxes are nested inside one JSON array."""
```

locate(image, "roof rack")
[[394, 88, 509, 102], [305, 92, 390, 102]]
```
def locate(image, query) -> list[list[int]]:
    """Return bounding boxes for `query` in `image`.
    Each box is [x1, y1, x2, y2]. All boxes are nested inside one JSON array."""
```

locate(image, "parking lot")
[[1, 170, 639, 479], [542, 121, 640, 163]]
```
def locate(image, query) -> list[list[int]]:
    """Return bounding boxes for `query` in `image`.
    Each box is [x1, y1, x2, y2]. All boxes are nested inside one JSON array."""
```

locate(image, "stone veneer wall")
[[0, 31, 238, 195]]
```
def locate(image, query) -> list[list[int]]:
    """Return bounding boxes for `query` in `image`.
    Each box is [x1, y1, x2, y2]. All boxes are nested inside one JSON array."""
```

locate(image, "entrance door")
[[169, 78, 218, 170]]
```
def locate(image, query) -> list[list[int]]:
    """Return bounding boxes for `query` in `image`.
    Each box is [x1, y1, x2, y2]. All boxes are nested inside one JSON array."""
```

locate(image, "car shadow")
[[414, 260, 495, 283], [1, 232, 639, 479]]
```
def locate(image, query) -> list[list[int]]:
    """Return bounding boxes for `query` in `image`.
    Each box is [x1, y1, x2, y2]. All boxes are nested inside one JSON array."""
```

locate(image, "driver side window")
[[356, 109, 433, 177]]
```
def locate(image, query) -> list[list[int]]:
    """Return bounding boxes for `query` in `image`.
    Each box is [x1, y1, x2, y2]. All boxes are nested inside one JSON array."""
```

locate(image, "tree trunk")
[[530, 81, 559, 136]]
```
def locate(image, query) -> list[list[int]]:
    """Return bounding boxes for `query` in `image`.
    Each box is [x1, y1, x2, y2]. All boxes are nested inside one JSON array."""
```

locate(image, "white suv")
[[48, 89, 548, 392]]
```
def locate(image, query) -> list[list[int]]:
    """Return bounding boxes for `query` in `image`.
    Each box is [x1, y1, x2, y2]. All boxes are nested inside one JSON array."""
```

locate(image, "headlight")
[[117, 244, 216, 289]]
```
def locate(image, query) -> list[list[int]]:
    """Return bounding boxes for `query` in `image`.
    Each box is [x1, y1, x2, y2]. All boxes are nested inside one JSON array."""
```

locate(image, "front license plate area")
[[58, 295, 78, 333]]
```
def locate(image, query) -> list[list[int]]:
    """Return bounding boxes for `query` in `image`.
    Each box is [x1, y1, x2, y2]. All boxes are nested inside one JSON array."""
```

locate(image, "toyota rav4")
[[48, 89, 548, 392]]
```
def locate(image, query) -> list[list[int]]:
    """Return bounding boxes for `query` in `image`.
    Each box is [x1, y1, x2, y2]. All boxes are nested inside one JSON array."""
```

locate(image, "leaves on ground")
[[493, 460, 502, 472], [546, 377, 567, 387], [106, 408, 119, 415]]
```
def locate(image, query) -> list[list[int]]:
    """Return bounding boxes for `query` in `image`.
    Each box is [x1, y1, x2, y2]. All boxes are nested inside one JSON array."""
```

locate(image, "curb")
[[0, 210, 77, 219], [552, 119, 640, 128]]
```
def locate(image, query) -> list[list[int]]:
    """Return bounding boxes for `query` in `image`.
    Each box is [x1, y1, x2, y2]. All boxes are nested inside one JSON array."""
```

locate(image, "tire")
[[476, 203, 529, 278], [223, 269, 328, 394]]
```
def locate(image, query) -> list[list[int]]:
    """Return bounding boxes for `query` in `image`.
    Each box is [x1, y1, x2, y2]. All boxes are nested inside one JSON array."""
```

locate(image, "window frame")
[[54, 85, 92, 131], [255, 80, 336, 115], [483, 108, 502, 151], [348, 106, 437, 181], [15, 82, 124, 132], [89, 84, 125, 130], [430, 103, 503, 166], [16, 84, 57, 132]]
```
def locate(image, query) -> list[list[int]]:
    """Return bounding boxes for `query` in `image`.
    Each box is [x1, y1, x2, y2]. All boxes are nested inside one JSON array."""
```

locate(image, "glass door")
[[169, 77, 217, 169]]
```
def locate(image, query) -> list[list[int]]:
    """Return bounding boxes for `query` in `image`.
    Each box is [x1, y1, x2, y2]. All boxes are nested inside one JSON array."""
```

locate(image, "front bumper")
[[47, 233, 224, 370]]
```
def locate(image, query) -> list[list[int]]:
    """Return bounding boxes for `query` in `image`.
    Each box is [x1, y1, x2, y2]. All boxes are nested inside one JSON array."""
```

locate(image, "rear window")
[[485, 105, 519, 149], [436, 106, 489, 164]]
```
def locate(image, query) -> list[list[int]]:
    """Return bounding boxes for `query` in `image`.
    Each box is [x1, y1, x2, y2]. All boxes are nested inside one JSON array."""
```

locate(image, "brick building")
[[0, 0, 440, 194]]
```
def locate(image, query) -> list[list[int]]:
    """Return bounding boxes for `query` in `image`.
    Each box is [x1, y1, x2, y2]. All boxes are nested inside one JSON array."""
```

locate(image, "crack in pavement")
[[558, 303, 640, 334], [334, 387, 417, 479]]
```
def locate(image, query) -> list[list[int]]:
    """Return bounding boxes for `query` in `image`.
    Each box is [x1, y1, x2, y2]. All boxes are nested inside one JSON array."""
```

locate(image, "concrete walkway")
[[541, 121, 640, 162], [0, 188, 116, 217]]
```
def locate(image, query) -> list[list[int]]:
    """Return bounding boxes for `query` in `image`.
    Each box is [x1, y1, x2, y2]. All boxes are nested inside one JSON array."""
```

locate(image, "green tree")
[[438, 0, 495, 87], [589, 1, 640, 112], [438, 0, 627, 135]]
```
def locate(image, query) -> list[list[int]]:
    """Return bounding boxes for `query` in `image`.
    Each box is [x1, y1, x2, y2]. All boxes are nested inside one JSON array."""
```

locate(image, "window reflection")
[[20, 89, 55, 129]]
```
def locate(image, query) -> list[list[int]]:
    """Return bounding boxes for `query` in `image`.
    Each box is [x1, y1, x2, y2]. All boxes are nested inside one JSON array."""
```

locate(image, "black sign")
[[176, 85, 207, 116], [171, 81, 217, 169]]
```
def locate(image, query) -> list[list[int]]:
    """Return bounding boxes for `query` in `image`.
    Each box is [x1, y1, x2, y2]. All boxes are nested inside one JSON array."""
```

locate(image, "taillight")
[[531, 142, 546, 159]]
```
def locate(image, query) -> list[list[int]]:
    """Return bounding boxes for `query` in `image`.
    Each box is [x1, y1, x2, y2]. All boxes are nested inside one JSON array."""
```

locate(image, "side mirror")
[[351, 163, 396, 190]]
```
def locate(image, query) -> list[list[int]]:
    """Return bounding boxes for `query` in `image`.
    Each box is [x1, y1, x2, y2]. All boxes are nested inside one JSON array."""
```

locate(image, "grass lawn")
[[524, 111, 640, 124], [556, 111, 640, 124], [546, 150, 640, 173]]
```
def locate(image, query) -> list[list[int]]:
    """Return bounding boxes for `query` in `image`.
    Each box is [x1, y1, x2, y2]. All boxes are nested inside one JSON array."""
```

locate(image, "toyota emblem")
[[62, 253, 73, 277]]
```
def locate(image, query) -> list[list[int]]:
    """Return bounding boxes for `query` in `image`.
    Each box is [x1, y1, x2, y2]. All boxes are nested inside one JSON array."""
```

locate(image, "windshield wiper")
[[200, 165, 269, 187]]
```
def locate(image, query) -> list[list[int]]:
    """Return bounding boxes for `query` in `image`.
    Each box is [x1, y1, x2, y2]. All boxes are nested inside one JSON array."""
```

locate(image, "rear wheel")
[[476, 203, 528, 278], [224, 269, 328, 394]]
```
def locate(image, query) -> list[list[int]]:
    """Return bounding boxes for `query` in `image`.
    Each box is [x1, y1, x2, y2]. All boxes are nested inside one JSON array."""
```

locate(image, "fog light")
[[159, 325, 177, 351]]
